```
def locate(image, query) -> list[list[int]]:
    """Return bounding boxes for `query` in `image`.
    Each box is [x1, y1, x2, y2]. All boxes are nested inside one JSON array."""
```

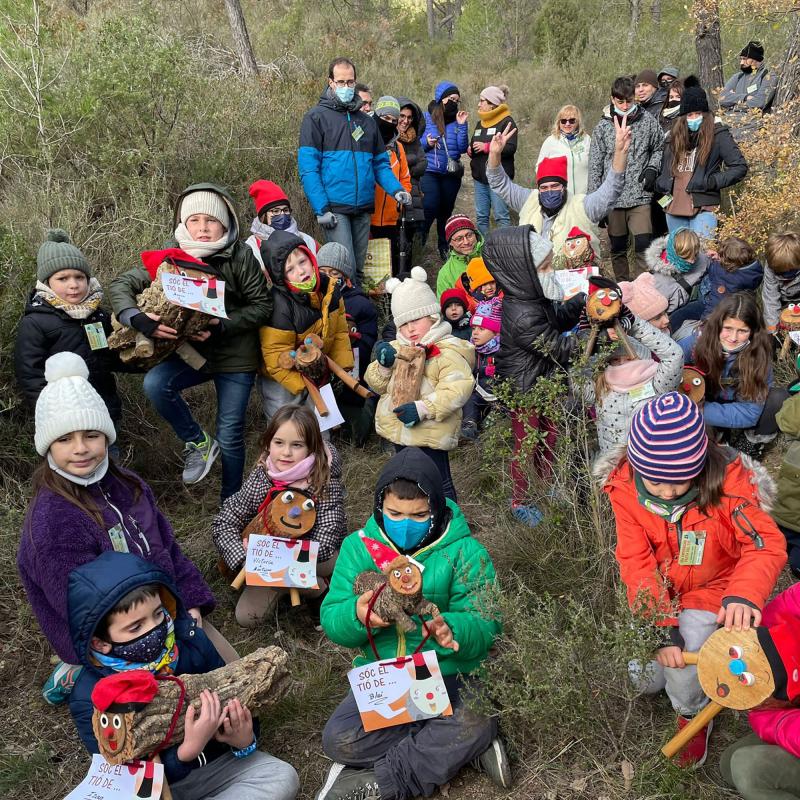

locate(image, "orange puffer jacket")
[[371, 141, 411, 227]]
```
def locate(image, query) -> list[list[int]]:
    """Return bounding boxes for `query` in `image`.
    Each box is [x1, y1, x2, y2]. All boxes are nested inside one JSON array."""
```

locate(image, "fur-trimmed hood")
[[644, 236, 673, 274]]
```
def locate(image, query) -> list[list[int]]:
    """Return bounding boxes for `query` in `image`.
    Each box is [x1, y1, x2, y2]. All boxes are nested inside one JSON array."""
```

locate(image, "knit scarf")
[[635, 473, 699, 523], [35, 278, 103, 320], [476, 335, 501, 355], [91, 611, 179, 675], [604, 359, 658, 393], [666, 230, 695, 274], [398, 126, 417, 144], [264, 452, 316, 488], [477, 103, 509, 128], [174, 223, 228, 259], [661, 103, 681, 120]]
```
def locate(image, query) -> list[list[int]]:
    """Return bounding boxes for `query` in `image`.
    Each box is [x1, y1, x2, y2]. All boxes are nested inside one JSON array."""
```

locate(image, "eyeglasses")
[[399, 114, 413, 121], [450, 231, 476, 244], [560, 117, 577, 125], [332, 79, 356, 88], [267, 206, 290, 216]]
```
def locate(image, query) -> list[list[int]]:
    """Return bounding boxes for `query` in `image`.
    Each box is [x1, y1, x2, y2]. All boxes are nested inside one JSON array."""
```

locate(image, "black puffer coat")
[[483, 226, 584, 392], [397, 97, 427, 224]]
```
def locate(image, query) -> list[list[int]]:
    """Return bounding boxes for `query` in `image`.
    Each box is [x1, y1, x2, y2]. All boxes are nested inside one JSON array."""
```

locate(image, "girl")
[[645, 227, 708, 315], [396, 97, 428, 266], [536, 104, 592, 196], [17, 353, 219, 673], [679, 292, 789, 458], [657, 79, 684, 133], [212, 405, 347, 627], [599, 391, 786, 768]]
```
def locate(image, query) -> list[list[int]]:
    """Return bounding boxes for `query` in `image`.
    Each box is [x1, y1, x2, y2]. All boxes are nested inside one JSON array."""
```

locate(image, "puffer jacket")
[[364, 318, 475, 451], [371, 138, 411, 227], [597, 446, 787, 627], [483, 226, 584, 392], [700, 257, 763, 316], [645, 236, 710, 313], [259, 231, 353, 394], [470, 104, 516, 184], [423, 104, 469, 175], [768, 393, 800, 532], [397, 98, 427, 224], [762, 265, 800, 331], [321, 447, 499, 675]]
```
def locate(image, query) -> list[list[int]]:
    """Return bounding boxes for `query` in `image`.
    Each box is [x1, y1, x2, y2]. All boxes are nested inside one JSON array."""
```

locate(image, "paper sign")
[[314, 383, 346, 432], [64, 755, 163, 800], [555, 266, 599, 299], [790, 331, 800, 345], [244, 534, 319, 589], [347, 650, 452, 732], [160, 272, 228, 318]]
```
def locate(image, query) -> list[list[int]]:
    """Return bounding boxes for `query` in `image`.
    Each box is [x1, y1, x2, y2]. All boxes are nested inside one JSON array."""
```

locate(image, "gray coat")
[[719, 65, 777, 115], [762, 264, 800, 330], [645, 235, 709, 313]]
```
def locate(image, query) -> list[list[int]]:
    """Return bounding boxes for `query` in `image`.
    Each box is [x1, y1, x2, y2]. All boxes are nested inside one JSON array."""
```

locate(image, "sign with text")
[[244, 534, 319, 589], [555, 266, 600, 299], [64, 756, 163, 800], [160, 272, 228, 318]]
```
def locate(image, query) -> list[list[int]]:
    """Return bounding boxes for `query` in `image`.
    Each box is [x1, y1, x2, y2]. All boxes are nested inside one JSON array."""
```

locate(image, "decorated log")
[[391, 345, 427, 407], [677, 366, 706, 404], [779, 303, 800, 359], [583, 276, 637, 359]]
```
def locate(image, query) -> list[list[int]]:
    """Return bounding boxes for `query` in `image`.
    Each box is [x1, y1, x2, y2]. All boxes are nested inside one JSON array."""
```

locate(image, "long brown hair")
[[670, 111, 715, 173], [430, 101, 446, 136], [259, 405, 330, 497], [692, 293, 771, 403], [692, 437, 728, 510]]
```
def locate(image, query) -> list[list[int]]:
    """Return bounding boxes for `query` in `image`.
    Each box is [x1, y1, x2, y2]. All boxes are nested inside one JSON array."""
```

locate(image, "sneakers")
[[315, 764, 381, 800], [42, 661, 83, 705], [182, 432, 220, 484], [511, 502, 543, 528], [675, 714, 713, 769], [472, 738, 513, 789]]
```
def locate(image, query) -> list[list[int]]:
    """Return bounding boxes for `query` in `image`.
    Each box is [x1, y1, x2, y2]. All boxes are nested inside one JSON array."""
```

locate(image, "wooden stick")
[[301, 375, 329, 416], [781, 334, 792, 359], [231, 569, 245, 591], [682, 651, 699, 666], [661, 701, 722, 758], [613, 322, 638, 359], [325, 356, 373, 399], [289, 588, 301, 607], [583, 326, 599, 358]]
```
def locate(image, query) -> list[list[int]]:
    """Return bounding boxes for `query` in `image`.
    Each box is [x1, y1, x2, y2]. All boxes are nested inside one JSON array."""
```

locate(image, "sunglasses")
[[560, 117, 577, 125]]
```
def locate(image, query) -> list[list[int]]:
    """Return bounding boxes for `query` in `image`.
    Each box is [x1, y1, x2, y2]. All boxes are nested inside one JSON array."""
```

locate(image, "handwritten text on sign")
[[244, 534, 319, 589], [160, 272, 228, 318], [64, 755, 164, 800]]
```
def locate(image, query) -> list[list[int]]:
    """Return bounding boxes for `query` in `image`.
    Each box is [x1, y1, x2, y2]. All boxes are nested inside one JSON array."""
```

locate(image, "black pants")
[[394, 444, 456, 501], [421, 172, 463, 257], [462, 390, 492, 430]]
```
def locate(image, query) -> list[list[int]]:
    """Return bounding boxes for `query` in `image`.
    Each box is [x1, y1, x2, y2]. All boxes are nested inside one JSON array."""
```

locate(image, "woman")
[[678, 292, 789, 458], [655, 77, 747, 240], [658, 79, 684, 133], [422, 81, 469, 260], [469, 85, 516, 235], [397, 97, 428, 268], [536, 104, 591, 196]]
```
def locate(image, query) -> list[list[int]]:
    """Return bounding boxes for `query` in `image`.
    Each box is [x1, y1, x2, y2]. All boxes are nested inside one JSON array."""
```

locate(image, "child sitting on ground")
[[67, 551, 299, 800], [461, 298, 502, 441], [440, 286, 472, 341], [212, 404, 347, 627], [316, 447, 508, 800], [365, 268, 475, 501], [436, 215, 483, 297], [763, 231, 800, 333], [645, 227, 708, 315]]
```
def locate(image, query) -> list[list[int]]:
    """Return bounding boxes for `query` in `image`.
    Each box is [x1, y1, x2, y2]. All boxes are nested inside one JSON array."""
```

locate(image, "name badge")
[[487, 127, 496, 135], [747, 84, 758, 94], [629, 381, 656, 403], [352, 125, 364, 141], [84, 322, 109, 350], [678, 530, 706, 566], [108, 524, 129, 553], [658, 194, 673, 209]]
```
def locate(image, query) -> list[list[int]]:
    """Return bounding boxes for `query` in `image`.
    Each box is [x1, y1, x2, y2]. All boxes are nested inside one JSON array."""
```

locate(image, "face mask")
[[383, 515, 431, 551], [270, 214, 293, 231], [378, 117, 398, 142], [614, 103, 637, 117], [721, 338, 750, 354], [659, 79, 673, 89], [335, 86, 355, 104], [539, 188, 565, 211], [288, 274, 317, 293], [687, 117, 703, 132], [741, 65, 753, 74], [443, 100, 458, 114], [365, 110, 374, 117], [665, 99, 680, 109], [107, 613, 169, 664]]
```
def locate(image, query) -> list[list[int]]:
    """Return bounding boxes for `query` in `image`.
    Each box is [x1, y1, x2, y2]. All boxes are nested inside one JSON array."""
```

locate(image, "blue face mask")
[[335, 86, 355, 104], [383, 515, 431, 551], [687, 117, 703, 132], [614, 103, 637, 117], [270, 214, 293, 231], [539, 188, 565, 211]]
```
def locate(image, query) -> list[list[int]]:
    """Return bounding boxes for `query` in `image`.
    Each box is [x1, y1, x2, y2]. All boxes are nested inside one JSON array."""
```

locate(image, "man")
[[355, 82, 373, 116], [298, 57, 411, 285], [635, 69, 666, 119], [720, 40, 777, 126], [588, 76, 664, 282]]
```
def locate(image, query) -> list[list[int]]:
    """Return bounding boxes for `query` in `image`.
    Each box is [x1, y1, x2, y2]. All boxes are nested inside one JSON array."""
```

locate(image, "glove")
[[316, 211, 338, 229], [639, 166, 658, 193], [375, 341, 397, 368], [130, 312, 159, 337], [393, 402, 421, 427], [394, 191, 412, 206]]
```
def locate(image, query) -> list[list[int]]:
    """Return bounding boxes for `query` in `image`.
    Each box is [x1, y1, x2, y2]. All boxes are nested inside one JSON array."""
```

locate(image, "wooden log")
[[661, 701, 722, 758], [289, 588, 301, 606], [325, 355, 374, 400], [781, 334, 792, 359], [302, 375, 329, 416], [391, 346, 426, 406], [583, 326, 599, 358]]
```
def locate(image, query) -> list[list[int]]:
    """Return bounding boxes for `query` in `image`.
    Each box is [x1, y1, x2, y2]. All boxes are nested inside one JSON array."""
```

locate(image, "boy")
[[316, 447, 508, 800], [67, 551, 298, 800], [461, 298, 502, 441], [440, 286, 472, 341], [436, 215, 483, 297], [465, 257, 500, 307], [763, 232, 800, 333]]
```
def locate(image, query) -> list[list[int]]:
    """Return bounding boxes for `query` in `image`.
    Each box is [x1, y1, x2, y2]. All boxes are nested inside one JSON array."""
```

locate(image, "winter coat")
[[341, 283, 378, 382], [14, 292, 122, 420], [655, 121, 748, 210], [642, 87, 668, 121], [588, 105, 664, 208], [109, 183, 271, 374], [598, 447, 786, 627], [364, 318, 475, 451], [536, 132, 592, 196], [258, 231, 353, 394], [483, 226, 585, 392], [212, 443, 347, 571], [719, 65, 777, 115], [371, 139, 412, 227], [700, 258, 764, 317], [436, 236, 484, 297], [762, 266, 800, 331], [397, 98, 428, 225], [68, 553, 229, 785], [320, 448, 499, 675], [17, 467, 215, 664], [771, 393, 800, 532], [298, 90, 404, 216], [422, 108, 469, 175], [645, 236, 710, 313], [470, 105, 516, 185], [245, 217, 318, 274], [448, 313, 473, 341], [474, 349, 499, 400]]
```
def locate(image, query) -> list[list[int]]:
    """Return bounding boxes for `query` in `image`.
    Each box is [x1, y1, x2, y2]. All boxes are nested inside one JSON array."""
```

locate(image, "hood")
[[67, 551, 183, 670], [171, 182, 240, 249], [483, 225, 543, 301], [644, 236, 676, 275], [318, 88, 364, 115], [261, 230, 318, 287], [397, 97, 426, 139]]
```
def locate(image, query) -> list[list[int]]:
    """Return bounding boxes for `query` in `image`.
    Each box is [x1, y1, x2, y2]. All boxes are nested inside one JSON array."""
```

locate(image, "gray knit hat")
[[316, 242, 355, 282], [37, 229, 91, 283]]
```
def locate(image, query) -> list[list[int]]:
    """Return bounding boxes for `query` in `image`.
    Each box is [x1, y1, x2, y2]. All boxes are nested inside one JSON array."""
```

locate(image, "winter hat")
[[92, 670, 159, 713], [635, 69, 659, 89], [440, 286, 469, 314], [316, 242, 354, 282], [249, 179, 290, 216], [35, 353, 117, 455], [466, 257, 495, 290], [374, 96, 401, 120], [359, 531, 423, 573], [179, 190, 229, 229], [678, 76, 710, 116], [740, 40, 764, 61], [480, 85, 507, 106], [471, 298, 502, 333], [434, 81, 459, 102], [528, 230, 554, 269], [444, 214, 477, 244], [658, 66, 680, 81], [386, 266, 440, 327], [37, 229, 91, 283], [627, 391, 709, 482], [620, 272, 668, 321], [536, 156, 569, 187]]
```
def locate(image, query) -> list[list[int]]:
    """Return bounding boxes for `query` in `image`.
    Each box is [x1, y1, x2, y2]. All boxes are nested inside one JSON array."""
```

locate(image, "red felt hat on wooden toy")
[[92, 670, 159, 713]]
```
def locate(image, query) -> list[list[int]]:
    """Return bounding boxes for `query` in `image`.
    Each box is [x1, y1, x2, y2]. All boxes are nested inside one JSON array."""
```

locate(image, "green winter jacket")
[[436, 236, 484, 298], [773, 394, 800, 531], [109, 183, 272, 373]]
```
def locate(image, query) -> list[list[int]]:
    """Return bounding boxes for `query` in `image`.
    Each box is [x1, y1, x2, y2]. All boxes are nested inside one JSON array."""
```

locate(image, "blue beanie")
[[434, 81, 459, 102]]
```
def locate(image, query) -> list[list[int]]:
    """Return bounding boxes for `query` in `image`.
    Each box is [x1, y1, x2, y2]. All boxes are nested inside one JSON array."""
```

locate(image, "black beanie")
[[678, 76, 709, 116], [740, 40, 764, 61]]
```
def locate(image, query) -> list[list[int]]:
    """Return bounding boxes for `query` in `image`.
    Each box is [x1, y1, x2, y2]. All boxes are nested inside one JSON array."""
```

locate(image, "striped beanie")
[[444, 214, 477, 244], [627, 392, 708, 482]]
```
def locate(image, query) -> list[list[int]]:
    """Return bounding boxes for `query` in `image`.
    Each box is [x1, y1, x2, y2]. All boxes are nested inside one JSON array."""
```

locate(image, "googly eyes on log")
[[281, 491, 294, 503], [729, 646, 744, 658], [595, 290, 607, 299], [739, 672, 756, 687], [302, 498, 315, 511], [608, 291, 619, 301], [100, 714, 109, 727], [692, 377, 703, 386]]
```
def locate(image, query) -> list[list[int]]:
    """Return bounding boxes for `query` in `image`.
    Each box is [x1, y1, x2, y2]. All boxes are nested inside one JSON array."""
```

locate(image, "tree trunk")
[[694, 0, 723, 108], [223, 0, 259, 78], [651, 0, 661, 25], [628, 0, 641, 44], [427, 0, 435, 40], [775, 11, 800, 107]]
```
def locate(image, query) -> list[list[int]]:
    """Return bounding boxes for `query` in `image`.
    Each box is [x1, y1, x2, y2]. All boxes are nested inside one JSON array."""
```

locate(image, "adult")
[[720, 41, 777, 124], [422, 81, 470, 260], [588, 75, 664, 281], [355, 82, 373, 116], [658, 79, 684, 133], [298, 57, 410, 286], [635, 70, 666, 119], [397, 97, 428, 265], [656, 77, 747, 239], [486, 114, 630, 259], [657, 66, 679, 92], [537, 104, 592, 196], [469, 85, 516, 235]]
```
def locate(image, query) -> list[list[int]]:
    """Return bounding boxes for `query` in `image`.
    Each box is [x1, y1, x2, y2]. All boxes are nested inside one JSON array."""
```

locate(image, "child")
[[599, 392, 786, 768], [771, 390, 800, 577], [463, 256, 502, 310], [763, 231, 800, 333], [67, 551, 299, 800], [436, 215, 483, 297], [365, 267, 475, 501], [212, 405, 347, 627], [644, 227, 708, 314], [440, 286, 472, 341], [461, 298, 502, 441], [316, 447, 508, 800], [258, 231, 353, 421], [620, 272, 671, 332], [17, 353, 218, 671], [14, 229, 121, 424]]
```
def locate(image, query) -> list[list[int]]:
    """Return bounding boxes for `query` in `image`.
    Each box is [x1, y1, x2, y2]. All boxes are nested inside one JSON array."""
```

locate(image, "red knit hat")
[[91, 670, 159, 713], [139, 248, 212, 280], [249, 179, 290, 216], [440, 286, 469, 314], [536, 156, 569, 187], [444, 214, 477, 244]]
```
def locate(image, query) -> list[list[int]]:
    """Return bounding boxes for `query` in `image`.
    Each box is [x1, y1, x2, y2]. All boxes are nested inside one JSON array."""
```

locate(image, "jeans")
[[421, 172, 463, 256], [142, 357, 255, 501], [721, 732, 800, 800], [473, 180, 510, 235], [394, 444, 456, 501], [666, 210, 718, 240], [325, 211, 372, 286], [668, 299, 705, 331]]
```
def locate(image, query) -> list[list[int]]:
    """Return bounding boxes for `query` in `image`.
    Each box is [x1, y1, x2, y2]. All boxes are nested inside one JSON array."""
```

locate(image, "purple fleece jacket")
[[17, 467, 215, 663]]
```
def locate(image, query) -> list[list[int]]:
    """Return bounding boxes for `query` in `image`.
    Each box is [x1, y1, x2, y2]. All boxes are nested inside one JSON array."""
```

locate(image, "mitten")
[[130, 312, 159, 337], [375, 341, 397, 368], [393, 402, 421, 427], [316, 211, 338, 229], [639, 166, 658, 193]]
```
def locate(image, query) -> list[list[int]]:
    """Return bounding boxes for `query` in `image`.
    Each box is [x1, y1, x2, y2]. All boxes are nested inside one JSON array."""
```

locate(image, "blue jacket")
[[298, 91, 404, 216], [67, 552, 230, 785], [701, 258, 764, 317], [422, 111, 469, 175]]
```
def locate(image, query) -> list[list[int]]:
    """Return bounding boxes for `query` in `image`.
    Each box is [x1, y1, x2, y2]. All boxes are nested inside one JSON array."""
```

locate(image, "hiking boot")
[[315, 763, 381, 800], [182, 432, 220, 484], [471, 737, 512, 789], [511, 502, 543, 528], [675, 713, 713, 769]]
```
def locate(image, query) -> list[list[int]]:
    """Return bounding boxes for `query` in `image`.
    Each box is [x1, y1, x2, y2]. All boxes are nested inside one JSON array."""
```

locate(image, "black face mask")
[[107, 614, 169, 664], [443, 100, 458, 122], [378, 117, 398, 144], [741, 64, 754, 74], [665, 99, 680, 109], [659, 79, 673, 89]]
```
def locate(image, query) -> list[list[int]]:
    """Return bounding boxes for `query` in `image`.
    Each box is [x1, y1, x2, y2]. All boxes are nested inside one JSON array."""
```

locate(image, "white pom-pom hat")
[[387, 266, 441, 328], [34, 352, 117, 455]]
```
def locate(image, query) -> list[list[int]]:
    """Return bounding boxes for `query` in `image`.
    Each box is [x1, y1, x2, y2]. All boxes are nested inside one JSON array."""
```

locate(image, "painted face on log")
[[780, 303, 800, 329], [94, 710, 131, 757], [269, 489, 317, 538], [586, 288, 621, 323], [678, 366, 706, 404], [564, 235, 590, 261], [387, 557, 423, 596]]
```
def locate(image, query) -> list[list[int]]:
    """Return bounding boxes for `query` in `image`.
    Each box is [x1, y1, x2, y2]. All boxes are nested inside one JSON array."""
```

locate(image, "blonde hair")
[[766, 232, 800, 274], [552, 105, 583, 138], [674, 229, 701, 260]]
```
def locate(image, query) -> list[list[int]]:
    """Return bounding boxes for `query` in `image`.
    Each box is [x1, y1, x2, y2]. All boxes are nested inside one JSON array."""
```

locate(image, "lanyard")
[[364, 582, 432, 663]]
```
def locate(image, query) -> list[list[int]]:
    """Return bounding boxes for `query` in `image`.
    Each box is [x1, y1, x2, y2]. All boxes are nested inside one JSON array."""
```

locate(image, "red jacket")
[[603, 452, 786, 626]]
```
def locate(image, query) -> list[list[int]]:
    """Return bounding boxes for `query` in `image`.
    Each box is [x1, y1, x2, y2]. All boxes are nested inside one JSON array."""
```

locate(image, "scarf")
[[47, 452, 109, 486], [666, 230, 695, 274], [476, 335, 500, 355], [635, 473, 699, 523], [91, 611, 179, 675], [721, 339, 751, 355], [539, 270, 564, 301], [35, 278, 103, 320], [398, 126, 418, 144], [661, 103, 681, 120], [174, 223, 228, 259], [264, 452, 316, 487], [604, 359, 659, 393], [477, 103, 510, 129]]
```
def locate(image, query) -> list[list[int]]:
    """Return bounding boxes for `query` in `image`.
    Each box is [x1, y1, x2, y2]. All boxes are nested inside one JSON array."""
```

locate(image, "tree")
[[693, 0, 723, 107], [222, 0, 259, 78], [776, 10, 800, 107], [651, 0, 661, 25]]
